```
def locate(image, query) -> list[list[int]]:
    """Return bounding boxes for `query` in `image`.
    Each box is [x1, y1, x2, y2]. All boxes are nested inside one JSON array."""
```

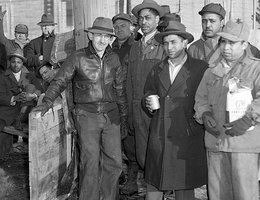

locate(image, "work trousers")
[[74, 109, 122, 200], [207, 151, 259, 200]]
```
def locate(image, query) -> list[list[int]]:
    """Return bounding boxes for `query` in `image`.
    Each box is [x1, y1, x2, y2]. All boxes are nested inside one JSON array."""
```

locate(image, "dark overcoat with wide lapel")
[[0, 67, 41, 126], [143, 54, 208, 190]]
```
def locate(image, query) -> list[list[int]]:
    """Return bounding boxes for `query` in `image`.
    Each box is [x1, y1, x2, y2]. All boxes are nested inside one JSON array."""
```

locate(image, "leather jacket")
[[43, 42, 128, 123]]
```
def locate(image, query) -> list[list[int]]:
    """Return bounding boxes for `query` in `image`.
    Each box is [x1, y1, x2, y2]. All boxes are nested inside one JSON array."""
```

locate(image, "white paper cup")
[[147, 95, 160, 110]]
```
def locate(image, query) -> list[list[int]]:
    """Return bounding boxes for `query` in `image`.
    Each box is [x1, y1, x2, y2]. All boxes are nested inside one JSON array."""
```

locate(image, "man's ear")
[[242, 41, 248, 50], [88, 32, 93, 40], [155, 15, 160, 25]]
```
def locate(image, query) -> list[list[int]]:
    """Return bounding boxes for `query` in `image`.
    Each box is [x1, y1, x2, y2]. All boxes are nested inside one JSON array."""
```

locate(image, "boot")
[[120, 163, 139, 195]]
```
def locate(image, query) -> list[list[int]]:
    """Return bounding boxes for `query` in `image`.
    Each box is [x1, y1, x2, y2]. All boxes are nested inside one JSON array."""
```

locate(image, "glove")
[[202, 111, 220, 138], [120, 120, 129, 140], [224, 115, 253, 137], [31, 103, 50, 116]]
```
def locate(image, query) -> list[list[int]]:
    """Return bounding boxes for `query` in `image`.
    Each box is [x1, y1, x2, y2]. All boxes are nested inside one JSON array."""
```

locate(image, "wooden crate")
[[29, 104, 72, 200]]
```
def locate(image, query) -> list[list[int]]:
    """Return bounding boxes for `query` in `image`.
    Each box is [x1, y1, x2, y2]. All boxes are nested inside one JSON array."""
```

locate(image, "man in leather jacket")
[[32, 17, 128, 200]]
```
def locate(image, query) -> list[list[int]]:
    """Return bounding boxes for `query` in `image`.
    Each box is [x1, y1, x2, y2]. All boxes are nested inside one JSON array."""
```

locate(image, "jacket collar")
[[5, 66, 29, 76], [112, 35, 135, 49], [88, 41, 113, 58], [210, 52, 249, 77]]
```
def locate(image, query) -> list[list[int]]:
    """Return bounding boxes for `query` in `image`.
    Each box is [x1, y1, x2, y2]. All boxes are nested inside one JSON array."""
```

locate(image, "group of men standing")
[[32, 0, 260, 200]]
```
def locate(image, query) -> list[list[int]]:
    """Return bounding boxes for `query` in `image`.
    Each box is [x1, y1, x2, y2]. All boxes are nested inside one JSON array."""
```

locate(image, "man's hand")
[[31, 103, 50, 116], [224, 115, 253, 137], [20, 92, 37, 102], [13, 93, 24, 102], [44, 68, 58, 83], [202, 111, 220, 137]]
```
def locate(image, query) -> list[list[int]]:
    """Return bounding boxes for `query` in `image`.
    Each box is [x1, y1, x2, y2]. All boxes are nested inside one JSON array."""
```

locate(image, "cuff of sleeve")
[[10, 96, 16, 106]]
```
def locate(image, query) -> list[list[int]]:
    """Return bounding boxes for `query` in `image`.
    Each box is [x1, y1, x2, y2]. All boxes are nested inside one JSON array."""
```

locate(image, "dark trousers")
[[74, 108, 122, 200], [132, 101, 150, 169]]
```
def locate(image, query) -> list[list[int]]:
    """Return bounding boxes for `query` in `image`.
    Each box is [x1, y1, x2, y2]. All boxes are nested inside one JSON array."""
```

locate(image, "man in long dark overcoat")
[[142, 21, 208, 200]]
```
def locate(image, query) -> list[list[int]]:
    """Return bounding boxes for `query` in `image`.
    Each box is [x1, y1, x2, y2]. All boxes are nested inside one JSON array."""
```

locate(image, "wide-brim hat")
[[8, 49, 27, 63], [85, 17, 117, 37], [132, 0, 164, 18], [37, 14, 57, 26], [155, 21, 194, 44]]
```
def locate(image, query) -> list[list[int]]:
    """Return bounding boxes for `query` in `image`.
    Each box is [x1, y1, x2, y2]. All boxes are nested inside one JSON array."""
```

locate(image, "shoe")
[[120, 164, 139, 196]]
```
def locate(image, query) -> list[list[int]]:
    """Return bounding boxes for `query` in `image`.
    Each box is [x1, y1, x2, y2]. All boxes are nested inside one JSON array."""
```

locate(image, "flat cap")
[[217, 20, 250, 42], [112, 13, 133, 24], [15, 24, 28, 34], [199, 3, 226, 19]]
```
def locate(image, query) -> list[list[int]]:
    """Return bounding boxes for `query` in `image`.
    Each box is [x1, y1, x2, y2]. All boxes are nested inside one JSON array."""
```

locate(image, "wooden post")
[[73, 0, 112, 50]]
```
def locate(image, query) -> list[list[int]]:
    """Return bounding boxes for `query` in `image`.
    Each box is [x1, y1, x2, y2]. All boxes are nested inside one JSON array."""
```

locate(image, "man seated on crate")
[[0, 48, 41, 133]]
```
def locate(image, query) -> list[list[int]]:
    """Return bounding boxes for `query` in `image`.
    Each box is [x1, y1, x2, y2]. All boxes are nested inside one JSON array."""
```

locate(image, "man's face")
[[10, 56, 23, 73], [41, 25, 55, 35], [163, 34, 187, 60], [220, 38, 247, 62], [39, 66, 52, 82], [114, 19, 132, 42], [15, 32, 28, 43], [90, 33, 112, 53], [201, 13, 224, 38], [138, 8, 159, 35]]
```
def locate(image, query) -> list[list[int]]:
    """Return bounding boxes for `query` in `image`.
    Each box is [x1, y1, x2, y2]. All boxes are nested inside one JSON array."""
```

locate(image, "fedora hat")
[[37, 14, 57, 26], [155, 21, 194, 44], [85, 17, 117, 37], [132, 0, 164, 18], [8, 48, 27, 63]]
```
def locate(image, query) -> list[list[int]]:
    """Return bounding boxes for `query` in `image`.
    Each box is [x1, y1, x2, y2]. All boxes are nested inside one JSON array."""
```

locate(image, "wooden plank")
[[2, 126, 28, 138], [29, 104, 72, 200]]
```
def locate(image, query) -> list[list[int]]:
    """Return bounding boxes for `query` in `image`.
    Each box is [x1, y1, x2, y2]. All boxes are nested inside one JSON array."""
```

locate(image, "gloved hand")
[[224, 115, 253, 137], [31, 103, 50, 116], [120, 120, 129, 140], [202, 111, 220, 138]]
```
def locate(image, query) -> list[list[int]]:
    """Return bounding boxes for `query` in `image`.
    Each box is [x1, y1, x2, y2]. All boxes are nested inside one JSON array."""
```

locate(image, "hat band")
[[92, 26, 113, 33], [165, 28, 183, 32]]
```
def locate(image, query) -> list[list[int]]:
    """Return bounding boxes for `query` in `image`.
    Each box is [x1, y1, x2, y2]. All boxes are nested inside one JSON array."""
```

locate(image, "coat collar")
[[210, 52, 250, 78], [158, 53, 190, 94], [4, 66, 29, 83]]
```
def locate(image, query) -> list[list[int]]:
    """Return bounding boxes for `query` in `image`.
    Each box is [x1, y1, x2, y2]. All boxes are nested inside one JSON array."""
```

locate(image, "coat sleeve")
[[114, 54, 128, 122], [142, 67, 158, 116], [0, 75, 14, 106], [0, 16, 10, 47], [245, 68, 260, 123], [43, 53, 76, 107], [25, 40, 41, 69], [194, 68, 212, 124]]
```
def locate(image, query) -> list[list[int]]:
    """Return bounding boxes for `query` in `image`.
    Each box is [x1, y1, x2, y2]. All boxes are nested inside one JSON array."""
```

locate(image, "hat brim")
[[8, 53, 27, 63], [112, 17, 132, 24], [217, 32, 244, 42], [37, 22, 57, 26], [132, 3, 164, 18], [155, 31, 194, 44], [85, 28, 117, 37]]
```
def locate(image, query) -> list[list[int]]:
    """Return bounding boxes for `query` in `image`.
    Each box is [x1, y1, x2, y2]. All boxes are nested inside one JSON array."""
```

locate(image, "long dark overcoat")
[[143, 55, 208, 190]]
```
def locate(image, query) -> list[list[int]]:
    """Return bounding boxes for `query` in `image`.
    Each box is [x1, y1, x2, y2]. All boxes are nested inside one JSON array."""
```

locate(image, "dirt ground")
[[0, 150, 208, 200]]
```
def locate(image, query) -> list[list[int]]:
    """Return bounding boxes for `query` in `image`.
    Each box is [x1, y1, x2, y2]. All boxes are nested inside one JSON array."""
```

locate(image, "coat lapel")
[[158, 59, 171, 91], [167, 59, 190, 97]]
